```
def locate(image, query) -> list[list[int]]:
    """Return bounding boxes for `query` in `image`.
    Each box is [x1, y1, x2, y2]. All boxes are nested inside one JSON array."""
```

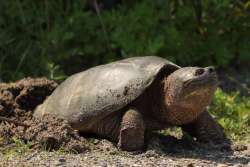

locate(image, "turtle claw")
[[118, 128, 144, 151]]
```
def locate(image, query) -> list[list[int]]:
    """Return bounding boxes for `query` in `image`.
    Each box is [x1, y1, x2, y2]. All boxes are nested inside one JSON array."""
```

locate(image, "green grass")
[[209, 89, 250, 143], [2, 137, 33, 158]]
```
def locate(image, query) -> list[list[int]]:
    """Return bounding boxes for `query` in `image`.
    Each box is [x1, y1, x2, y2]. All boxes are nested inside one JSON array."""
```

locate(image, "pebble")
[[232, 164, 243, 167], [58, 158, 66, 163], [187, 163, 195, 167], [217, 164, 229, 167], [233, 144, 248, 151]]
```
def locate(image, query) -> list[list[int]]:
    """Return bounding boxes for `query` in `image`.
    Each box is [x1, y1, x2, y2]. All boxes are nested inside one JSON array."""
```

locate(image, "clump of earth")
[[0, 78, 88, 153]]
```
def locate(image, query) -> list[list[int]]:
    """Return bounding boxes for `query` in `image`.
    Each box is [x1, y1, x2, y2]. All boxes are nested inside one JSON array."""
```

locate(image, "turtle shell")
[[34, 56, 180, 129]]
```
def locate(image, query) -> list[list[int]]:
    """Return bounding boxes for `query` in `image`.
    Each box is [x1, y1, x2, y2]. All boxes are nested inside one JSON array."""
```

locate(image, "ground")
[[0, 75, 249, 167], [0, 136, 249, 167]]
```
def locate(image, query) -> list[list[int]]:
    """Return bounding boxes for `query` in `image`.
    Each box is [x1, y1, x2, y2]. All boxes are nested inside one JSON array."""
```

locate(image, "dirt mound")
[[0, 77, 57, 118], [0, 78, 88, 153]]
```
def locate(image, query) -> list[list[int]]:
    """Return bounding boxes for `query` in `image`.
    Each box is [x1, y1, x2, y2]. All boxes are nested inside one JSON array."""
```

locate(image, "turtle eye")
[[207, 66, 215, 73], [194, 68, 205, 76]]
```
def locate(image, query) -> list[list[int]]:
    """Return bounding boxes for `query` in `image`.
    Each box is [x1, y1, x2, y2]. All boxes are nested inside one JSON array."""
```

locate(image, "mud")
[[0, 78, 88, 153]]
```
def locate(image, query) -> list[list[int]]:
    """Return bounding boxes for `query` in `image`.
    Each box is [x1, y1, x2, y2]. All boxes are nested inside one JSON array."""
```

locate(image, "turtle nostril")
[[208, 67, 215, 73], [195, 68, 205, 76]]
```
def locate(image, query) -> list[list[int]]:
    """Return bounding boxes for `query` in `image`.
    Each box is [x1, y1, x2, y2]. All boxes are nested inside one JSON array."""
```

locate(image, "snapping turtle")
[[34, 56, 229, 151]]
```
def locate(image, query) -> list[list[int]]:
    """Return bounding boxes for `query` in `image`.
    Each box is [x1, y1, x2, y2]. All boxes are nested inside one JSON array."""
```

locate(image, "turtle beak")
[[193, 66, 218, 86], [183, 67, 218, 96]]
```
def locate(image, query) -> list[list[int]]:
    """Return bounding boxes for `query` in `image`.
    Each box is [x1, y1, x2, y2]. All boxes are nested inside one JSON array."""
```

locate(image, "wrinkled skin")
[[86, 66, 230, 151], [162, 67, 218, 125]]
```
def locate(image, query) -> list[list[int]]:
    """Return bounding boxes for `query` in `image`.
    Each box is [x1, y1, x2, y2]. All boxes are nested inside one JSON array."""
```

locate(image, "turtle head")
[[162, 66, 218, 125]]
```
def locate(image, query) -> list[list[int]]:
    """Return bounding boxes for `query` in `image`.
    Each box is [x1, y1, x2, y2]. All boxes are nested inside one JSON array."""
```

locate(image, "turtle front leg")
[[118, 108, 145, 151], [181, 111, 231, 145]]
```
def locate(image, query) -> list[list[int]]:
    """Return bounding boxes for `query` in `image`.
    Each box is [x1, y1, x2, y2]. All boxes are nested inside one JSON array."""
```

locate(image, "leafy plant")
[[0, 0, 250, 82], [3, 137, 33, 157], [209, 89, 250, 142], [46, 62, 67, 81]]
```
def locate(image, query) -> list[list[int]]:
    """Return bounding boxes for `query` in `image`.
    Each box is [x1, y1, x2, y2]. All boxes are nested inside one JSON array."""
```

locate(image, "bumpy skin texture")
[[182, 111, 229, 144], [34, 56, 229, 151], [118, 109, 145, 151]]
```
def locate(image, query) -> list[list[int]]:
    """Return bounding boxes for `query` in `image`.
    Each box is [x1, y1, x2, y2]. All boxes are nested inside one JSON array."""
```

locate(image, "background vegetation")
[[0, 0, 249, 142], [0, 0, 250, 81], [209, 89, 250, 142]]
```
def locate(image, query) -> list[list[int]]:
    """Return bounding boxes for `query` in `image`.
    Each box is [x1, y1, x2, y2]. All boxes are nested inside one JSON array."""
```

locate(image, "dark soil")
[[0, 78, 88, 153], [0, 77, 57, 118]]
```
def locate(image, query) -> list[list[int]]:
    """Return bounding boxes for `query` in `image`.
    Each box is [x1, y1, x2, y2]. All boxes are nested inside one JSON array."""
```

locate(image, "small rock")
[[187, 163, 195, 167], [233, 144, 248, 151], [217, 164, 229, 167], [58, 158, 66, 163], [232, 164, 243, 167], [132, 164, 140, 167], [0, 105, 4, 112], [144, 150, 160, 158]]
